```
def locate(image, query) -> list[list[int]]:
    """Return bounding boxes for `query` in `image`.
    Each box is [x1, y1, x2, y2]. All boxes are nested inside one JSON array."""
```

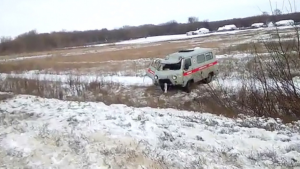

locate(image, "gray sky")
[[0, 0, 299, 38]]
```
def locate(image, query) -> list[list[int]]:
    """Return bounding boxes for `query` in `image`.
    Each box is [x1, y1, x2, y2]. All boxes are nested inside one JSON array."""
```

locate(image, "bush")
[[208, 20, 300, 122]]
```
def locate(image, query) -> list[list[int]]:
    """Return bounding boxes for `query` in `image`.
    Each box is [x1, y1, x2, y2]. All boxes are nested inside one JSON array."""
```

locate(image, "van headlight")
[[155, 75, 158, 79], [172, 75, 177, 80]]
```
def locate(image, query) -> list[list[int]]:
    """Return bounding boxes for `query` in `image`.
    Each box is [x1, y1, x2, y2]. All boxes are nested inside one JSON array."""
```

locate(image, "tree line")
[[1, 11, 300, 55]]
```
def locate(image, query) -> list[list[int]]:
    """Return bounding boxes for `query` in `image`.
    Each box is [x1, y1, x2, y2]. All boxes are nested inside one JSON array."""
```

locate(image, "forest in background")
[[0, 10, 300, 55]]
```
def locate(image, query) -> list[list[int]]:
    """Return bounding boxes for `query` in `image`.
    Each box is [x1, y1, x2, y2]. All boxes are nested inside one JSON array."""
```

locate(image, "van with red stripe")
[[146, 47, 219, 93]]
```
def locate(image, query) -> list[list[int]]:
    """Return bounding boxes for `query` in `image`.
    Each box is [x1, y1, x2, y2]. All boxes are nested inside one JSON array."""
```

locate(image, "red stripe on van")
[[183, 61, 218, 76], [148, 68, 155, 75]]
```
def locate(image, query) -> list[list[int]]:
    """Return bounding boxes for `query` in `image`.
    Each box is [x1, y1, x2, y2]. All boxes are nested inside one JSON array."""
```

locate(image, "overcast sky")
[[0, 0, 299, 38]]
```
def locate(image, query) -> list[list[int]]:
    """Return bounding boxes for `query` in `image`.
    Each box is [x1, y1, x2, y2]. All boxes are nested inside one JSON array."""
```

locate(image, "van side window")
[[197, 54, 205, 63], [205, 52, 213, 61]]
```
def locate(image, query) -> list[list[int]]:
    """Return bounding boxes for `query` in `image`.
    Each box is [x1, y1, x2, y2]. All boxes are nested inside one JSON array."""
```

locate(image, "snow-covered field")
[[0, 94, 300, 169], [112, 25, 299, 45]]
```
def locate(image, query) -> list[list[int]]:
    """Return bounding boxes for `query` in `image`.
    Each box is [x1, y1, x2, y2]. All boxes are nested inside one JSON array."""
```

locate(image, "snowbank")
[[198, 28, 209, 34], [268, 22, 275, 27], [187, 28, 210, 36], [251, 23, 264, 28], [275, 20, 294, 26], [0, 94, 299, 168], [218, 24, 237, 31]]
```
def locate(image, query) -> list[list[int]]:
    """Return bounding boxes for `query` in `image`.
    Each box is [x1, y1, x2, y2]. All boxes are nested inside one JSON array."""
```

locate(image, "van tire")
[[183, 80, 193, 93], [204, 73, 213, 84], [160, 85, 165, 91]]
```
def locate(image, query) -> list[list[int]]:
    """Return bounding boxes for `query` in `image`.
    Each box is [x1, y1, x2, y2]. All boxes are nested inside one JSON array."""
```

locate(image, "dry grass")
[[0, 42, 187, 73], [2, 74, 300, 123], [219, 42, 266, 54], [0, 93, 13, 101], [218, 38, 299, 55], [0, 75, 241, 120], [0, 33, 240, 73], [0, 43, 112, 59]]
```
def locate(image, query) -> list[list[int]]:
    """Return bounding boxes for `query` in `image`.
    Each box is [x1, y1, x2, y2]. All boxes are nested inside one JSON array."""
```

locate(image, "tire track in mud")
[[143, 85, 187, 97]]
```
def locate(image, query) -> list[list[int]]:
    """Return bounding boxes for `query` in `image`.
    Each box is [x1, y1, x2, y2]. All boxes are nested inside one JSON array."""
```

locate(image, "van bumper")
[[155, 78, 183, 87]]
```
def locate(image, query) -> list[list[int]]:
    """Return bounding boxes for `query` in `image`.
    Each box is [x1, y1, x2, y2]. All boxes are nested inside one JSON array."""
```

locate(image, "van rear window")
[[205, 52, 213, 61]]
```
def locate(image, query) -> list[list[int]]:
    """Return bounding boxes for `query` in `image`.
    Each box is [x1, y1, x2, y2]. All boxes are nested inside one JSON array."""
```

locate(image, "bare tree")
[[0, 37, 12, 43], [273, 9, 282, 15], [188, 16, 199, 23], [203, 20, 211, 30]]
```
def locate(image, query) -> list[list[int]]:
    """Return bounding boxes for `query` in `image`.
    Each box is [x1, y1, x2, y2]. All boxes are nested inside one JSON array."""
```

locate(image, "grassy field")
[[0, 27, 299, 120]]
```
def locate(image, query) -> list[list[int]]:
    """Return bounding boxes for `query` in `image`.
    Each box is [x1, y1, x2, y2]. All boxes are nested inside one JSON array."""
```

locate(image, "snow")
[[198, 28, 209, 33], [187, 28, 210, 35], [251, 23, 264, 28], [0, 94, 299, 168], [216, 53, 253, 59], [60, 43, 111, 49], [275, 20, 294, 26], [115, 34, 199, 45], [114, 24, 300, 45], [268, 22, 275, 27], [0, 73, 154, 86], [113, 24, 299, 45], [115, 30, 243, 45], [58, 58, 152, 65], [218, 24, 237, 31]]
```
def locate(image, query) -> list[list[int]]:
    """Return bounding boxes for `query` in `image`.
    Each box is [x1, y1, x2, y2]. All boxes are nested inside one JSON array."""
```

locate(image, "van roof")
[[169, 47, 211, 58], [161, 47, 212, 64]]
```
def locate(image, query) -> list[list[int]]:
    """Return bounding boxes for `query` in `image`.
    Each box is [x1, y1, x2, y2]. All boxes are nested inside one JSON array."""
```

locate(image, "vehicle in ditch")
[[146, 47, 219, 93]]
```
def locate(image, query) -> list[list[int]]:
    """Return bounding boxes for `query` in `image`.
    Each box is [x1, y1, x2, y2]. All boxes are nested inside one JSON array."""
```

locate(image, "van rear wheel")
[[204, 73, 213, 84]]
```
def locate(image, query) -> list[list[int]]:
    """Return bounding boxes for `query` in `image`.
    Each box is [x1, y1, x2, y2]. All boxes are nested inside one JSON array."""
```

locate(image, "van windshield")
[[162, 61, 182, 70], [150, 59, 161, 70]]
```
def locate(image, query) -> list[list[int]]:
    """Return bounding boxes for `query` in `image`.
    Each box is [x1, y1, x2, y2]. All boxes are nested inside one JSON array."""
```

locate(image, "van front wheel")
[[160, 84, 165, 91], [183, 80, 193, 93]]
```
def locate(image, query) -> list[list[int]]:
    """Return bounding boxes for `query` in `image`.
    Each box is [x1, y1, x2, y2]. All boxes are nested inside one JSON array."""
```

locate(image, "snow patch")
[[0, 72, 154, 86], [0, 54, 52, 62]]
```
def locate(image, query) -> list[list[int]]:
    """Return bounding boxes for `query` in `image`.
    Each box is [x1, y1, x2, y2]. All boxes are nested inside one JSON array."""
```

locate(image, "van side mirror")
[[184, 64, 189, 70], [183, 58, 191, 70]]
